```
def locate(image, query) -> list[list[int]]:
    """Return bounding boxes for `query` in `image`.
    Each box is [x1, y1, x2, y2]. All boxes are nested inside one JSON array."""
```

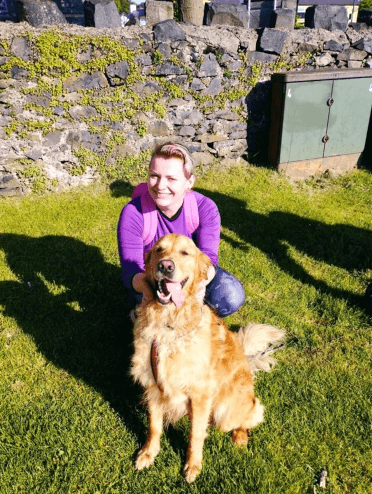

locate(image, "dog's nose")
[[158, 259, 175, 275]]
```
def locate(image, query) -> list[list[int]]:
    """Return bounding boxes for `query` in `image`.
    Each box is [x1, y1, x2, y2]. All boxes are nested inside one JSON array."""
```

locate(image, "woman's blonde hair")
[[150, 142, 195, 179]]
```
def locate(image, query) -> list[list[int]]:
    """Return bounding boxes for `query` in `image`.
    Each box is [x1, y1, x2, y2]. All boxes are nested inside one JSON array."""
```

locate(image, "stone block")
[[271, 8, 295, 29], [197, 53, 221, 78], [19, 0, 67, 26], [191, 151, 214, 166], [353, 37, 372, 55], [324, 39, 344, 52], [258, 28, 289, 55], [84, 0, 121, 28], [63, 72, 108, 92], [337, 48, 367, 61], [68, 105, 97, 119], [106, 60, 129, 86], [205, 3, 249, 28], [147, 120, 170, 137], [305, 5, 348, 32], [248, 51, 278, 63], [347, 60, 362, 68], [349, 22, 368, 31], [202, 77, 223, 96], [315, 52, 334, 67], [10, 37, 32, 61], [358, 9, 372, 26], [155, 63, 185, 76], [153, 19, 186, 43], [146, 0, 173, 26]]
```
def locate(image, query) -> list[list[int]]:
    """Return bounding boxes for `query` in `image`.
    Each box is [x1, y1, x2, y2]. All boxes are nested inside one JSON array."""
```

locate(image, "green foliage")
[[113, 0, 130, 12], [152, 49, 163, 64], [135, 120, 147, 137], [359, 0, 372, 10]]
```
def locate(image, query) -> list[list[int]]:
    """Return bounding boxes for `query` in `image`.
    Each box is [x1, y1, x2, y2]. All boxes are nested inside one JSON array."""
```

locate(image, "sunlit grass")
[[1, 165, 372, 493]]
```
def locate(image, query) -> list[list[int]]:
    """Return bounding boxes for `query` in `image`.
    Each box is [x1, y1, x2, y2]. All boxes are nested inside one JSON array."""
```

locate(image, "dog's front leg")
[[184, 396, 212, 483], [136, 392, 163, 471]]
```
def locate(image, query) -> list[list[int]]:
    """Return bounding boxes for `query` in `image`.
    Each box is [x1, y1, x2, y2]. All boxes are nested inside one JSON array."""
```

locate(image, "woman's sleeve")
[[194, 193, 221, 266], [117, 199, 145, 290]]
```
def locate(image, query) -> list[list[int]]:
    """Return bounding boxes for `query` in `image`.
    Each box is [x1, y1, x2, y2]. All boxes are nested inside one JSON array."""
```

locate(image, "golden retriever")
[[130, 234, 284, 483]]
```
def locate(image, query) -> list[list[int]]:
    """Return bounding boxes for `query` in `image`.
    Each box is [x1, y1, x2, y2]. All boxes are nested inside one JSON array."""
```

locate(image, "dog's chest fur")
[[131, 303, 217, 395]]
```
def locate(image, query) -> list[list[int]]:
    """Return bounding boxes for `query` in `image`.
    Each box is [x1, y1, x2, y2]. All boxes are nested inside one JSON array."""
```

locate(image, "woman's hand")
[[132, 272, 153, 306], [197, 265, 215, 302]]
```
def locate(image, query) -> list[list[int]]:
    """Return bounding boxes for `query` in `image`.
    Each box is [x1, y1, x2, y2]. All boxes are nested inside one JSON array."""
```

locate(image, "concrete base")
[[277, 153, 361, 179]]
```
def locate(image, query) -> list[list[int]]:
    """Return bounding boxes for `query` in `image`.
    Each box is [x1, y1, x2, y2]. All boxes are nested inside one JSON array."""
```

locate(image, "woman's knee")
[[205, 267, 245, 317]]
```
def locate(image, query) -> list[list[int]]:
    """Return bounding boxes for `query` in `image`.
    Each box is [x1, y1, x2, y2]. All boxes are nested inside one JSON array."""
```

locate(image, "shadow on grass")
[[195, 187, 372, 310], [0, 233, 149, 442]]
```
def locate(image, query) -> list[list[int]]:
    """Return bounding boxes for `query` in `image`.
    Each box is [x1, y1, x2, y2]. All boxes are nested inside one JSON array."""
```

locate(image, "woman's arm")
[[193, 192, 221, 267], [117, 200, 145, 292]]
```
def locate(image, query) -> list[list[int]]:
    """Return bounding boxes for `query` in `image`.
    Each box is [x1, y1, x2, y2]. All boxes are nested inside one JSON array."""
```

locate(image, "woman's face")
[[147, 156, 195, 216]]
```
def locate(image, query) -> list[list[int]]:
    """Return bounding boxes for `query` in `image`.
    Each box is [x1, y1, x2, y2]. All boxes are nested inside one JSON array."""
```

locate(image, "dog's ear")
[[197, 251, 212, 283], [144, 249, 152, 266]]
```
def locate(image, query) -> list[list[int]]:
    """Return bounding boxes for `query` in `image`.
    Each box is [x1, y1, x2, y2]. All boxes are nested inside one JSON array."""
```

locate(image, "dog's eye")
[[181, 251, 189, 256], [156, 247, 163, 254]]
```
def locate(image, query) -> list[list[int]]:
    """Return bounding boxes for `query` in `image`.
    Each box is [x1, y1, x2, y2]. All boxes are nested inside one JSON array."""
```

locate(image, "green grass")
[[1, 165, 372, 493]]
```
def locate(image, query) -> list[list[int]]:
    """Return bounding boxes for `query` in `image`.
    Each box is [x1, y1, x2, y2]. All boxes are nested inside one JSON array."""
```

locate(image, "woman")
[[117, 141, 245, 318]]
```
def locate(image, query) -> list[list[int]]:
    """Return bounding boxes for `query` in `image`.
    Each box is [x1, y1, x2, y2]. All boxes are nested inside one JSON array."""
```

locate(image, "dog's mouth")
[[156, 278, 188, 307]]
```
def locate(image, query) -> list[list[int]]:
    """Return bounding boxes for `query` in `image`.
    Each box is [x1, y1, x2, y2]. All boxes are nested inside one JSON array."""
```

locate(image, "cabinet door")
[[324, 77, 372, 157], [280, 80, 333, 163]]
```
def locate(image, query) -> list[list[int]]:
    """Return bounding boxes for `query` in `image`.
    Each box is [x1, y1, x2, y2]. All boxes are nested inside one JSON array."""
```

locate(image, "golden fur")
[[130, 234, 284, 483]]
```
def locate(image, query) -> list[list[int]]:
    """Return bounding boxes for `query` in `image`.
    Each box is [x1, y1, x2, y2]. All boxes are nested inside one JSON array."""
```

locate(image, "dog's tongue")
[[165, 281, 184, 308]]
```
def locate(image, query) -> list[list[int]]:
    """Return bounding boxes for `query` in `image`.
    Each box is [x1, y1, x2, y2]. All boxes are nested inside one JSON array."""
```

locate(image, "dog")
[[130, 234, 285, 483]]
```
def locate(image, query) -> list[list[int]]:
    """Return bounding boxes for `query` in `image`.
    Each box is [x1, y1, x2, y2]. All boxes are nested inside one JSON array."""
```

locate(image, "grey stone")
[[106, 60, 129, 86], [349, 22, 368, 31], [20, 0, 67, 26], [248, 51, 278, 63], [10, 37, 32, 61], [191, 151, 214, 166], [155, 63, 185, 76], [365, 59, 372, 68], [147, 120, 170, 136], [52, 106, 64, 116], [207, 109, 240, 121], [63, 71, 108, 92], [177, 126, 196, 137], [305, 5, 348, 32], [68, 105, 97, 119], [168, 98, 187, 107], [43, 131, 63, 147], [205, 3, 249, 28], [157, 43, 172, 59], [315, 53, 334, 66], [337, 48, 367, 61], [11, 66, 30, 80], [26, 94, 52, 108], [176, 110, 204, 126], [229, 130, 247, 139], [146, 0, 173, 26], [190, 78, 207, 91], [324, 39, 344, 52], [271, 8, 295, 29], [153, 19, 186, 43], [24, 149, 43, 161], [227, 60, 242, 72], [259, 28, 289, 55], [136, 54, 152, 66], [187, 142, 207, 153], [0, 116, 11, 126], [121, 38, 141, 50], [77, 46, 93, 63], [220, 53, 232, 64], [137, 81, 161, 96], [84, 0, 121, 28], [353, 38, 372, 55], [358, 9, 372, 26], [197, 53, 221, 78], [0, 57, 9, 66], [296, 42, 318, 53], [203, 77, 223, 96], [213, 138, 247, 156], [347, 60, 362, 68]]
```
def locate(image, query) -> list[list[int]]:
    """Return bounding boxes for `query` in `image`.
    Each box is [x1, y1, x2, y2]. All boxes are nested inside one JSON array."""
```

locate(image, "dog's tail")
[[236, 324, 285, 374]]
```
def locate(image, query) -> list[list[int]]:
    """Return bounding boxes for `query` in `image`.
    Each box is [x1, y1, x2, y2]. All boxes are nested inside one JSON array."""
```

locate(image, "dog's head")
[[144, 234, 212, 308]]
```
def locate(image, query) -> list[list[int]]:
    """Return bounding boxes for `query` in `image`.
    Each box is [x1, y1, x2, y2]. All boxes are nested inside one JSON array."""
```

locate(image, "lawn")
[[1, 165, 372, 494]]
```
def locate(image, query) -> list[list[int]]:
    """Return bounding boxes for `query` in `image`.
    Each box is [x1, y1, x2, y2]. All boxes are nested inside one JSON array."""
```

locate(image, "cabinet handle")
[[322, 135, 330, 143], [327, 98, 334, 106]]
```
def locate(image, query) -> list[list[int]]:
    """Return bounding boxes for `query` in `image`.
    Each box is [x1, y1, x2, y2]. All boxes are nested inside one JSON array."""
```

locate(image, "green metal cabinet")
[[268, 68, 372, 177]]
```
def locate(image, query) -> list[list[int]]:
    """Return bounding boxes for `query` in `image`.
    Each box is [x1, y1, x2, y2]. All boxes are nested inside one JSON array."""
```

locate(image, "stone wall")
[[0, 20, 372, 195]]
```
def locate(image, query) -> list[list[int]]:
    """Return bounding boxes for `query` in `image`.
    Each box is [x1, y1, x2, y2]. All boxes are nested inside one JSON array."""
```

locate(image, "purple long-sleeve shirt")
[[117, 191, 221, 291]]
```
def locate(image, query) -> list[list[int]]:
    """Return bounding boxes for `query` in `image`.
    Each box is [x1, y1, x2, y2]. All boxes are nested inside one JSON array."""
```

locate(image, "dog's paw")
[[135, 448, 156, 470], [232, 428, 248, 446], [184, 462, 201, 483]]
